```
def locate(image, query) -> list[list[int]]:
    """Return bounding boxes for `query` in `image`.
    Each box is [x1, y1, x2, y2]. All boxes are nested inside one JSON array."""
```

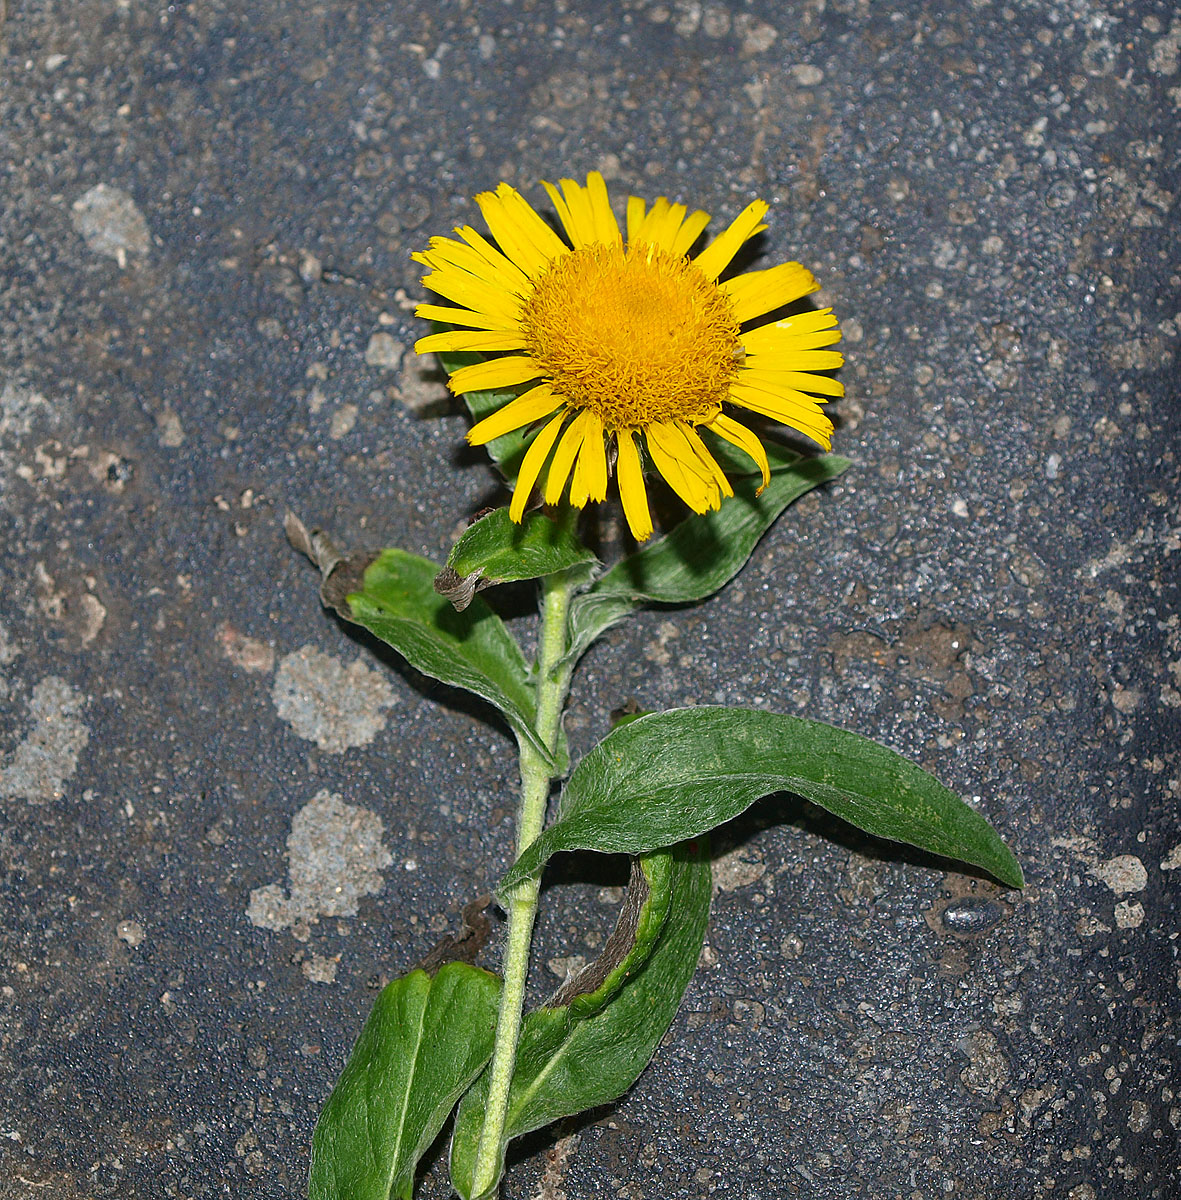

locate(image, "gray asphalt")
[[1, 2, 1177, 1197]]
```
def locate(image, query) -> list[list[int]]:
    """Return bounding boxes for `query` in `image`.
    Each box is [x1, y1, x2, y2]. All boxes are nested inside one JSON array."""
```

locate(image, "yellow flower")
[[413, 172, 843, 541]]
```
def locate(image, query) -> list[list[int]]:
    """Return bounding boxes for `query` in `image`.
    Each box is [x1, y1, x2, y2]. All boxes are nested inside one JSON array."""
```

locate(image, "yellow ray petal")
[[454, 226, 533, 292], [646, 201, 688, 251], [494, 183, 570, 263], [680, 422, 734, 499], [510, 411, 568, 522], [419, 268, 523, 322], [692, 199, 770, 282], [585, 171, 622, 246], [473, 187, 544, 273], [414, 303, 521, 332], [752, 306, 842, 335], [557, 176, 600, 247], [616, 429, 652, 541], [475, 185, 566, 278], [668, 208, 712, 258], [633, 197, 671, 247], [467, 384, 562, 445], [739, 367, 845, 398], [544, 409, 592, 505], [742, 309, 842, 352], [721, 262, 819, 322], [447, 355, 543, 395], [419, 236, 529, 296], [577, 409, 608, 501], [727, 384, 834, 448], [646, 421, 716, 512], [738, 367, 845, 398], [625, 195, 647, 244], [415, 329, 527, 355], [742, 327, 842, 356], [751, 348, 844, 372], [568, 451, 590, 508], [728, 379, 829, 420], [704, 412, 770, 491], [744, 329, 843, 353], [541, 180, 582, 247]]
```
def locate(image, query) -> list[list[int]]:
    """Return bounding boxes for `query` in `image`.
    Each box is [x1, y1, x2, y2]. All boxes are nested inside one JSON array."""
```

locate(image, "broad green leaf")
[[450, 843, 710, 1200], [447, 508, 597, 586], [565, 453, 850, 664], [310, 963, 502, 1200], [345, 549, 551, 761], [436, 342, 529, 482], [501, 707, 1024, 892]]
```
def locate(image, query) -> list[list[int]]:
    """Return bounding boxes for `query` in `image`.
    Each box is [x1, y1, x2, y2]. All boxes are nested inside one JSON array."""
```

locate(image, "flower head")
[[413, 173, 842, 540]]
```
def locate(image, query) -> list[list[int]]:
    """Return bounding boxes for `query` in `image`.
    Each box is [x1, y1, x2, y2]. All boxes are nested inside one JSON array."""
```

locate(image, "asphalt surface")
[[1, 2, 1178, 1198]]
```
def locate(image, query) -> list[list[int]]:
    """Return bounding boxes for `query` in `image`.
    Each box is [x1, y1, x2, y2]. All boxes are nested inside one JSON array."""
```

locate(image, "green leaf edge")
[[561, 850, 676, 1022]]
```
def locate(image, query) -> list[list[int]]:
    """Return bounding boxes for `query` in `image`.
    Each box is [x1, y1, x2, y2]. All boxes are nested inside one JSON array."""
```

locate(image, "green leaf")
[[310, 963, 502, 1200], [555, 851, 676, 1021], [565, 453, 850, 663], [447, 508, 597, 586], [501, 707, 1024, 892], [344, 549, 551, 761], [436, 343, 528, 483], [449, 843, 711, 1200]]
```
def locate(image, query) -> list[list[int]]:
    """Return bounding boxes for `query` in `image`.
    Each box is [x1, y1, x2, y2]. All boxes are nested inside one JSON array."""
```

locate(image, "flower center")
[[519, 241, 741, 430]]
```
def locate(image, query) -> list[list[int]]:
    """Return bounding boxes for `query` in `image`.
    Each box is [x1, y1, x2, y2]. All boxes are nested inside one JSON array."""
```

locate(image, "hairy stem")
[[469, 558, 576, 1198]]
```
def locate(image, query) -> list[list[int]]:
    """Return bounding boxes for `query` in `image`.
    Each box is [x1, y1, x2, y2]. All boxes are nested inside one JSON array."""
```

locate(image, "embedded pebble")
[[0, 623, 18, 666], [396, 358, 451, 417], [117, 920, 145, 947], [329, 404, 358, 439], [71, 184, 150, 266], [790, 63, 824, 86], [365, 332, 404, 370], [712, 845, 767, 892], [1088, 854, 1148, 895], [218, 623, 276, 674], [958, 1030, 1010, 1099], [0, 382, 50, 439], [156, 408, 185, 447], [271, 645, 395, 752], [940, 896, 1006, 935], [301, 955, 339, 984], [0, 676, 90, 802], [247, 790, 393, 934], [547, 955, 586, 982], [738, 16, 778, 55]]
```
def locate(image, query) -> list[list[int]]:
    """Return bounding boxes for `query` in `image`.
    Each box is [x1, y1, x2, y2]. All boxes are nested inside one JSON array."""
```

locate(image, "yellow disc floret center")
[[519, 241, 741, 429]]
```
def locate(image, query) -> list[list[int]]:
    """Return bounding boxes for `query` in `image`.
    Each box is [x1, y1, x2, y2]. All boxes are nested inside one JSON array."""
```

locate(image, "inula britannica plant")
[[295, 172, 1022, 1200]]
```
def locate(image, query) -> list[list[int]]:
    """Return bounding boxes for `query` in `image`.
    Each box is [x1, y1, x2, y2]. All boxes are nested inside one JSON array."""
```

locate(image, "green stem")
[[469, 553, 577, 1199]]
